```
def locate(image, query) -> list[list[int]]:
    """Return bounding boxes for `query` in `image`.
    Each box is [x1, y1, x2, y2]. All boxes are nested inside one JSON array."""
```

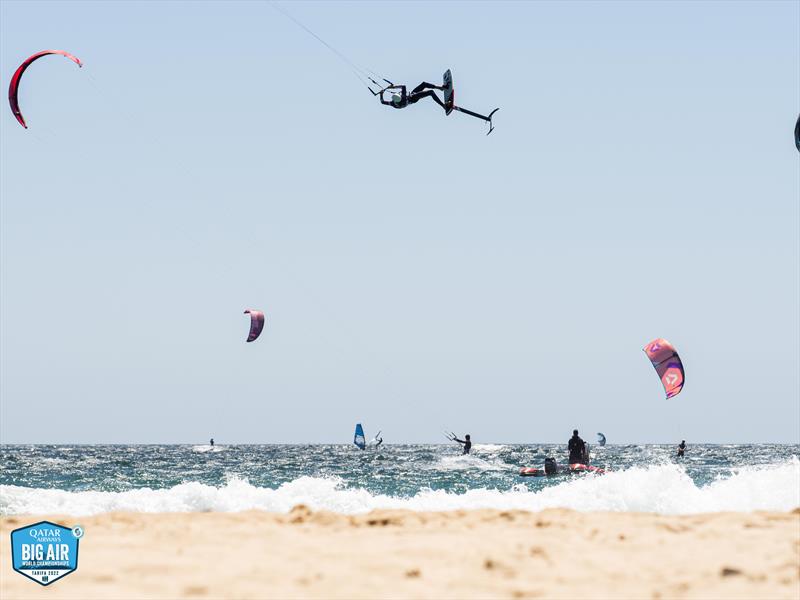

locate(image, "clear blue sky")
[[1, 1, 798, 444]]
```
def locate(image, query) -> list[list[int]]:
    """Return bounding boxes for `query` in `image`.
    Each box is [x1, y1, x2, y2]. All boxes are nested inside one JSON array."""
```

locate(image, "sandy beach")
[[1, 508, 798, 599]]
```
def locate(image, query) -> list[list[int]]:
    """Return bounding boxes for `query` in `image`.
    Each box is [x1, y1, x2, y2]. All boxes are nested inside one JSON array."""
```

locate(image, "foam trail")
[[2, 461, 797, 517], [192, 445, 225, 453], [433, 454, 508, 472], [472, 444, 507, 453]]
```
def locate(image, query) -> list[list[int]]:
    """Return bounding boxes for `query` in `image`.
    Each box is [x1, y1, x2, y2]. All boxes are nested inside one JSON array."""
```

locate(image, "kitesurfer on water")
[[677, 440, 686, 458], [568, 430, 586, 464], [452, 434, 472, 455], [375, 436, 383, 448], [210, 438, 214, 447], [379, 82, 447, 111]]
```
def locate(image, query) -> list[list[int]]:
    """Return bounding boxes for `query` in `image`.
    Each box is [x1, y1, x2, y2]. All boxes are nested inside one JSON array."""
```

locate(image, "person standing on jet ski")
[[568, 430, 586, 464]]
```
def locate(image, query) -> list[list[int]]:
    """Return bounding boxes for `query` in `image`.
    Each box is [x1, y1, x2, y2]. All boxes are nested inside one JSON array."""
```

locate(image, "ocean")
[[1, 444, 798, 516]]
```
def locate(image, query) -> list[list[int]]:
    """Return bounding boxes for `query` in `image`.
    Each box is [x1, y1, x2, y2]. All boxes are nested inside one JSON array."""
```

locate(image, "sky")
[[1, 1, 798, 444]]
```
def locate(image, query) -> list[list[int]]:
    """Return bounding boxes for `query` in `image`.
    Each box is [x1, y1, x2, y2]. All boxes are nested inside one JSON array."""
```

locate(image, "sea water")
[[1, 444, 798, 516]]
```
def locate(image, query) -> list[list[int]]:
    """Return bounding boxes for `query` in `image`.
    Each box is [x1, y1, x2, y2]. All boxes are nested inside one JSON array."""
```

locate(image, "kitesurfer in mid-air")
[[372, 70, 499, 134], [568, 430, 586, 464], [677, 440, 686, 458], [447, 432, 472, 455]]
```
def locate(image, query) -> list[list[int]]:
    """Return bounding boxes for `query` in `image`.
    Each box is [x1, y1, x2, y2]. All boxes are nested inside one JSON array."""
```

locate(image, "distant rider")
[[677, 440, 686, 458], [544, 457, 559, 475], [210, 438, 214, 447], [453, 434, 472, 455], [375, 436, 383, 448], [568, 430, 586, 464]]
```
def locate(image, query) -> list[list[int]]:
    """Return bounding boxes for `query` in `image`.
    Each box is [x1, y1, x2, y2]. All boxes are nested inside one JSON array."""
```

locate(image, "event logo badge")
[[11, 521, 82, 585]]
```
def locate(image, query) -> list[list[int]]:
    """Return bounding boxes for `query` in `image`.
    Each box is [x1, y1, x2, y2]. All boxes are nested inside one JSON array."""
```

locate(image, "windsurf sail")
[[353, 423, 366, 450], [643, 338, 685, 399], [597, 433, 606, 446]]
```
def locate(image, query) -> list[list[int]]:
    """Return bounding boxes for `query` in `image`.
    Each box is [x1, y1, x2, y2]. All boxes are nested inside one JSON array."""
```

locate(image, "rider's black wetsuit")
[[380, 82, 446, 111], [454, 437, 472, 455], [568, 434, 586, 464]]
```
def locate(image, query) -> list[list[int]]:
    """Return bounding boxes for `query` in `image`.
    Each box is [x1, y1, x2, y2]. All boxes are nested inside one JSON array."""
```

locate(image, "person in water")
[[568, 429, 586, 464], [677, 440, 686, 458], [210, 438, 214, 447], [452, 434, 472, 455], [379, 81, 448, 112]]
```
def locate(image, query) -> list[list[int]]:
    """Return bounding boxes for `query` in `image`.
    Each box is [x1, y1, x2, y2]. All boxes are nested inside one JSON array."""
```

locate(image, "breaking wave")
[[2, 459, 797, 516]]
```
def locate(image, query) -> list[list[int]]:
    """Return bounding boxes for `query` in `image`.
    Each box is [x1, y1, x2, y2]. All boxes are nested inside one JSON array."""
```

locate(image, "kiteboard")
[[443, 69, 454, 115]]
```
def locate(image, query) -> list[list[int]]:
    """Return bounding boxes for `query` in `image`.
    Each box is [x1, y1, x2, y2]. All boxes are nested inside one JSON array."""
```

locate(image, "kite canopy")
[[8, 50, 83, 129], [243, 309, 265, 342], [643, 338, 685, 399], [795, 114, 800, 153]]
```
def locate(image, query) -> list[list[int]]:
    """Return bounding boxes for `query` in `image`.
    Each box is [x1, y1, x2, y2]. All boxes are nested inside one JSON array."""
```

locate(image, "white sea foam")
[[433, 454, 509, 472], [2, 460, 797, 517], [191, 445, 226, 453], [471, 444, 507, 454]]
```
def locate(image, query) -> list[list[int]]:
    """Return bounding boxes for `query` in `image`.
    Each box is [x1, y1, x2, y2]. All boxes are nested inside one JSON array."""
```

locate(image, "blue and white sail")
[[597, 432, 606, 446], [353, 423, 366, 450]]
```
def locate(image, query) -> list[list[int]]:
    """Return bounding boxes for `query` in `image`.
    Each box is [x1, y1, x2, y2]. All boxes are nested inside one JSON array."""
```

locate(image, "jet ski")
[[519, 457, 606, 477]]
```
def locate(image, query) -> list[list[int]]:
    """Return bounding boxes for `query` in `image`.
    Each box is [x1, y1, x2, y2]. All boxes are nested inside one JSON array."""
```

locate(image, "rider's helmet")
[[391, 92, 403, 106]]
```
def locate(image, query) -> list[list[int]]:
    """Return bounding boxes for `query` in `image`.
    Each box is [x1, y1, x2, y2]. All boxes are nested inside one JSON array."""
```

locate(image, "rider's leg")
[[412, 81, 444, 93], [408, 90, 447, 111]]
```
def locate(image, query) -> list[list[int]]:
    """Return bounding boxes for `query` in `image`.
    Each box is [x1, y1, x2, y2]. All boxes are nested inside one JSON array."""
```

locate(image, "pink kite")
[[643, 338, 685, 399], [244, 309, 265, 343], [8, 50, 83, 129]]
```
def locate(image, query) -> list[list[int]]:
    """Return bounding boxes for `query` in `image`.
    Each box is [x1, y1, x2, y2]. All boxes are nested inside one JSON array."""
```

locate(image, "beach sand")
[[1, 508, 798, 599]]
